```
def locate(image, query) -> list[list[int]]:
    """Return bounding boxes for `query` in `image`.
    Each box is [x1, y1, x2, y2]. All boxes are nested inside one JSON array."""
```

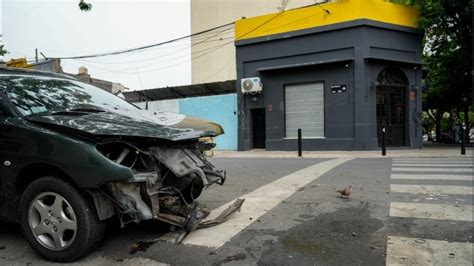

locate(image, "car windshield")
[[0, 74, 137, 116]]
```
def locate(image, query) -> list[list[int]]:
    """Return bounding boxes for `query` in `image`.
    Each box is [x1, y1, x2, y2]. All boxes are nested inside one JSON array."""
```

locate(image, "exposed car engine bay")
[[95, 140, 243, 234]]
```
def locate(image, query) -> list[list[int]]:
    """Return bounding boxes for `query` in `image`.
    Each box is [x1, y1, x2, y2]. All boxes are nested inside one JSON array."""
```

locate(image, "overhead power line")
[[293, 1, 331, 14], [79, 39, 234, 74], [63, 1, 334, 81], [54, 2, 331, 61], [315, 1, 331, 14], [74, 32, 229, 63], [52, 22, 235, 60], [81, 28, 235, 65]]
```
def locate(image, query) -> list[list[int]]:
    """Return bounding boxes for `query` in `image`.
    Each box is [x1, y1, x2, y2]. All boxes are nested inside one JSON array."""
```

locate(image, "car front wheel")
[[20, 176, 106, 262]]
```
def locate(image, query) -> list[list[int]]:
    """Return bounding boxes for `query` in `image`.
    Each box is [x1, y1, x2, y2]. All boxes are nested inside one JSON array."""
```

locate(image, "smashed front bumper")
[[102, 145, 244, 233]]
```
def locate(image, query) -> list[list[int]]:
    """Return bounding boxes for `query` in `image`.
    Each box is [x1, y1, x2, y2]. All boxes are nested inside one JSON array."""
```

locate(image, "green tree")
[[393, 0, 473, 142], [79, 0, 92, 11], [0, 45, 7, 57]]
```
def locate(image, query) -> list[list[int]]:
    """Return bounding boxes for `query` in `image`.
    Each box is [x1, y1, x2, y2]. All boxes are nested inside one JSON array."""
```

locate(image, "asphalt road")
[[0, 157, 472, 265]]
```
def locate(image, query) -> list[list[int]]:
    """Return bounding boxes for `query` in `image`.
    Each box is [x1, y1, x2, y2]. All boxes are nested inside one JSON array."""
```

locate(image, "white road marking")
[[393, 160, 472, 164], [392, 167, 472, 173], [391, 174, 472, 181], [393, 163, 472, 168], [390, 202, 473, 221], [164, 158, 353, 248], [386, 236, 473, 266], [393, 157, 472, 160], [391, 184, 473, 195]]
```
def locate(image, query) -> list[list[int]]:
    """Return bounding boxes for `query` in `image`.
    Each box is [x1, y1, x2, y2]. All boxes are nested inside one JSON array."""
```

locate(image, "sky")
[[2, 0, 191, 90]]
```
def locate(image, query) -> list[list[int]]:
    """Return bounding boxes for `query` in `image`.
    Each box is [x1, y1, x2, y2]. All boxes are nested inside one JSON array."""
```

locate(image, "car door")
[[0, 94, 25, 221]]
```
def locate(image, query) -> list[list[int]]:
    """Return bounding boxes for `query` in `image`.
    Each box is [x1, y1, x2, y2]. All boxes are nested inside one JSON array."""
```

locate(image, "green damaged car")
[[0, 68, 243, 262]]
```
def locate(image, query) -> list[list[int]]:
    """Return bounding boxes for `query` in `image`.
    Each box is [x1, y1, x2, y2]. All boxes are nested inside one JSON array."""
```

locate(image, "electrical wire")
[[196, 56, 234, 84], [77, 8, 305, 76], [80, 26, 235, 64], [315, 1, 331, 14], [124, 41, 232, 74], [81, 32, 235, 66], [79, 38, 233, 74], [52, 1, 331, 61], [135, 6, 328, 81], [235, 11, 284, 41], [52, 22, 235, 60], [292, 1, 331, 14], [68, 2, 334, 87], [256, 9, 330, 36]]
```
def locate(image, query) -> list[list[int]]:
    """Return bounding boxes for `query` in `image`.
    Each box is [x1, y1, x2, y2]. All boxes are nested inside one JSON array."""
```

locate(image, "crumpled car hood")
[[26, 105, 224, 141]]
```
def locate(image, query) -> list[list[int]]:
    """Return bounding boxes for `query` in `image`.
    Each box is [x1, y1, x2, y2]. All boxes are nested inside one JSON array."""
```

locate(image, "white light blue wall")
[[138, 93, 238, 150], [179, 94, 237, 150]]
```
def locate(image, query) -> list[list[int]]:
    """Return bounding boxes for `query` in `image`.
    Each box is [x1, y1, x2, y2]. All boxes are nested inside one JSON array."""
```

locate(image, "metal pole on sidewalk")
[[382, 127, 386, 156], [298, 128, 302, 157], [461, 123, 466, 155]]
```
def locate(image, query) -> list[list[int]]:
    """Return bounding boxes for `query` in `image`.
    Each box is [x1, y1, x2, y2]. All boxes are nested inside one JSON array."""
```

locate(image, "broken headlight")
[[96, 141, 156, 173]]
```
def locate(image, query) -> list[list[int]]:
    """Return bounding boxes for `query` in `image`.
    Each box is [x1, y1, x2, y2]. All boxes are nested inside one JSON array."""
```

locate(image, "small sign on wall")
[[410, 91, 416, 100], [267, 104, 273, 112], [331, 85, 347, 94]]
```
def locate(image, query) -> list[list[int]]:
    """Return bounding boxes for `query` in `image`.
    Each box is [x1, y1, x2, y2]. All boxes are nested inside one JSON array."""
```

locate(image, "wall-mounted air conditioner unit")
[[241, 77, 263, 94]]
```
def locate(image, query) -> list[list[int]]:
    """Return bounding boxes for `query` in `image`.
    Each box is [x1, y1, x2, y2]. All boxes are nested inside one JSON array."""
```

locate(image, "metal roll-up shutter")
[[285, 82, 324, 138]]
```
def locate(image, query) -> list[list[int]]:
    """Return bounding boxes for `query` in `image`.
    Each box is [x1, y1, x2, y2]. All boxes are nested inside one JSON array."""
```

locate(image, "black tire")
[[19, 176, 106, 262]]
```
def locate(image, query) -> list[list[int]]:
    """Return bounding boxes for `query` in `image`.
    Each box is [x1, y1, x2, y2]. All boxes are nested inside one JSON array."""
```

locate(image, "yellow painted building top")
[[235, 0, 418, 40]]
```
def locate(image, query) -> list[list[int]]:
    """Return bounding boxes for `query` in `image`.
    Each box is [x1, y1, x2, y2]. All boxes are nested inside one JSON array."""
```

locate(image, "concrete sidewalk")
[[214, 145, 473, 159]]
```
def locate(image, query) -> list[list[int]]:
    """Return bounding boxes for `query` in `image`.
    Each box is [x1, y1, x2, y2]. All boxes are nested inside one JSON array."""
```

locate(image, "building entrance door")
[[376, 68, 408, 147], [251, 108, 266, 149]]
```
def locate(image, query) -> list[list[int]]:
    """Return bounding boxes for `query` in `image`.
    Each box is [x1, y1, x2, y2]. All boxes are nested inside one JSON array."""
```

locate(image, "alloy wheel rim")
[[28, 192, 77, 251]]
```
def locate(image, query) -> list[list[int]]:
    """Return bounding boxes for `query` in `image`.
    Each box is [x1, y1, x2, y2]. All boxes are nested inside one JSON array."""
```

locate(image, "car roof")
[[0, 67, 77, 81]]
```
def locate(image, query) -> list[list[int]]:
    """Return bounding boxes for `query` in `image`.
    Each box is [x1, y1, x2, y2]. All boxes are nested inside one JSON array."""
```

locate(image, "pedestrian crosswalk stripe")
[[392, 163, 472, 168], [386, 236, 473, 266], [393, 158, 472, 160], [393, 160, 472, 164], [391, 184, 473, 195], [390, 202, 472, 222], [392, 167, 472, 173], [162, 158, 354, 248], [393, 160, 472, 163], [393, 157, 472, 160], [391, 174, 472, 181]]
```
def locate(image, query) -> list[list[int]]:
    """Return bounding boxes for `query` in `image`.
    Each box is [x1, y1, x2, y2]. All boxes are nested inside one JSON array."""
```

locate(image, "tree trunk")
[[435, 110, 441, 143], [464, 105, 469, 128]]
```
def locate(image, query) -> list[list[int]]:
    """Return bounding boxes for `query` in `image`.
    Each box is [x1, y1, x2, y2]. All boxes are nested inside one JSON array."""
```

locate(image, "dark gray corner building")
[[234, 0, 423, 151]]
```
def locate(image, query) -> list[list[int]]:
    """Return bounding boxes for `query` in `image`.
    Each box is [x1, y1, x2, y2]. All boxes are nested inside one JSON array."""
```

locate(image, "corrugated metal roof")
[[124, 80, 236, 102]]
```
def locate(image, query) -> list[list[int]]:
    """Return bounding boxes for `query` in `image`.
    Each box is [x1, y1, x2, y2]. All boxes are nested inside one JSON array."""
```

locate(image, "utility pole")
[[35, 48, 38, 63]]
